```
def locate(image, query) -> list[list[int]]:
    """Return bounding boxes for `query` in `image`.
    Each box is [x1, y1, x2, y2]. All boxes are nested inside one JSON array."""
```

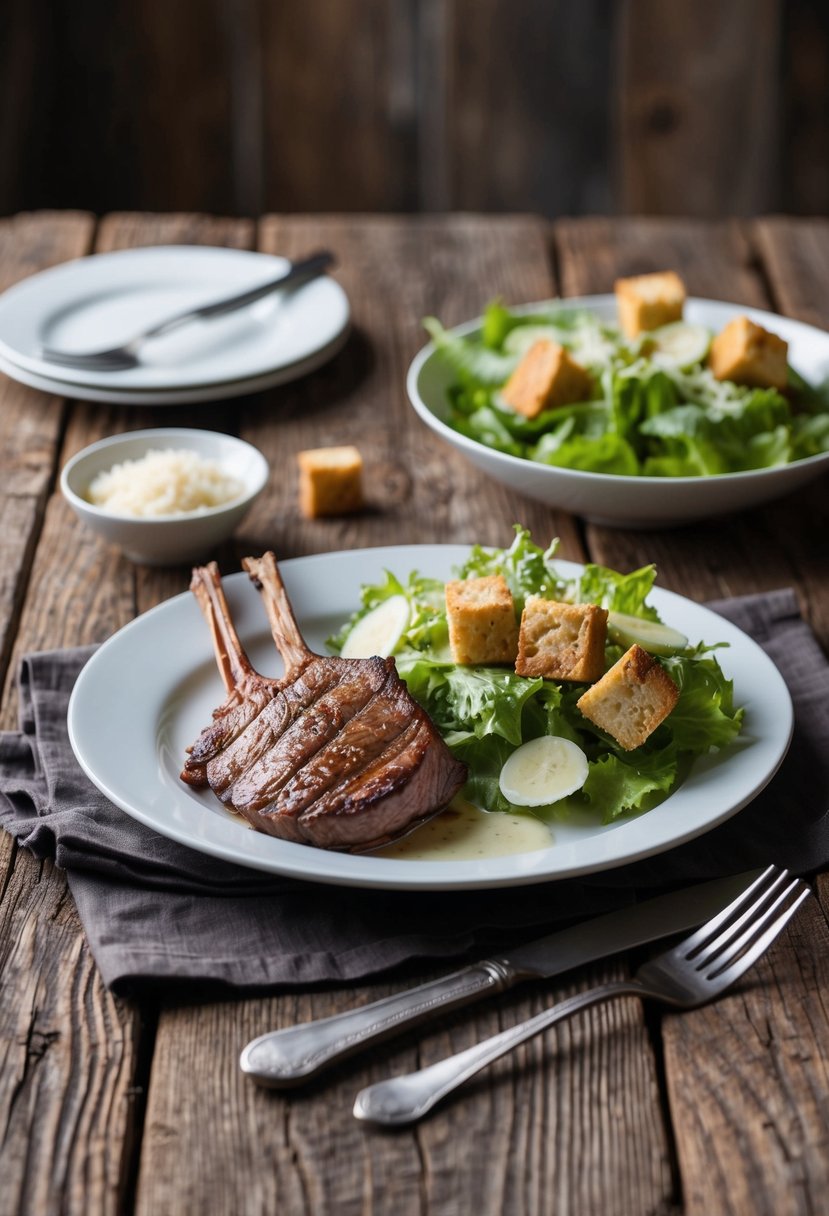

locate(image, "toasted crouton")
[[297, 445, 364, 518], [576, 644, 679, 751], [615, 272, 686, 338], [515, 597, 608, 682], [445, 575, 519, 665], [501, 339, 593, 419], [708, 315, 788, 390]]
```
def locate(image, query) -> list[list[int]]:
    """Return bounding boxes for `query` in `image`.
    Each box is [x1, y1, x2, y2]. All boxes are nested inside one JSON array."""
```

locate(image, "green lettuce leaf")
[[329, 528, 744, 823], [424, 304, 829, 478]]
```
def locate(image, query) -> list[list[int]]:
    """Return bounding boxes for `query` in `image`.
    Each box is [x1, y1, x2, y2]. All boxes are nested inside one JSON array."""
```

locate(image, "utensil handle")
[[146, 250, 335, 340], [353, 979, 642, 1125], [239, 958, 522, 1087]]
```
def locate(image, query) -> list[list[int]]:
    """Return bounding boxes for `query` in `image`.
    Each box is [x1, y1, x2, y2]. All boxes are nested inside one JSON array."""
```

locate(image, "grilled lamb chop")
[[181, 553, 467, 851]]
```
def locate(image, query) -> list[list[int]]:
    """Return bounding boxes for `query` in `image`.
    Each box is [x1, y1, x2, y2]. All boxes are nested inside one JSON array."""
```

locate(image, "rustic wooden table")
[[0, 211, 827, 1216]]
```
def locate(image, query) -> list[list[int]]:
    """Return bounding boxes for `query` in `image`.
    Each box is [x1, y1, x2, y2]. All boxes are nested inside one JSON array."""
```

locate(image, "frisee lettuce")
[[328, 527, 744, 826], [427, 303, 829, 477]]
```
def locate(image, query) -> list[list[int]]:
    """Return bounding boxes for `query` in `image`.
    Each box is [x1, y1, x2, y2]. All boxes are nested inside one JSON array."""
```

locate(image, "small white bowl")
[[60, 428, 269, 565], [407, 295, 829, 528]]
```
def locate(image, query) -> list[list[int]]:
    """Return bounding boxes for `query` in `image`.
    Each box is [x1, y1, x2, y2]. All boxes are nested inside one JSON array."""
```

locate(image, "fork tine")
[[686, 867, 791, 968], [677, 865, 784, 959], [699, 877, 806, 973], [705, 884, 811, 988]]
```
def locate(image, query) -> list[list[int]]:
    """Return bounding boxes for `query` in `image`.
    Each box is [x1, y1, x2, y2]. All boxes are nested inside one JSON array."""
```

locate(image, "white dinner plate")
[[0, 330, 349, 406], [67, 545, 793, 891], [408, 296, 829, 527], [0, 245, 350, 394]]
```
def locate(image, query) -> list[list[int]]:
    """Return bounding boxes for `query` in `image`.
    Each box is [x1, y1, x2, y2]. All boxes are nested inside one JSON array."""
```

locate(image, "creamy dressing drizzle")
[[373, 797, 552, 861]]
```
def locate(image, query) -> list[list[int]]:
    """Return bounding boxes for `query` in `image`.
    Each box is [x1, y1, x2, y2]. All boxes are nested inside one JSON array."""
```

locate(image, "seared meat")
[[181, 553, 467, 851]]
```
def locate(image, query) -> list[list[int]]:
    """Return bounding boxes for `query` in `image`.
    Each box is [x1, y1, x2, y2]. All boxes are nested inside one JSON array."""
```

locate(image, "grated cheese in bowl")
[[87, 448, 244, 517]]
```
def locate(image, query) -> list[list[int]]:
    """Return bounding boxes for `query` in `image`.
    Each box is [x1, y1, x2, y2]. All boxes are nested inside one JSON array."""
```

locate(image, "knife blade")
[[240, 869, 761, 1087]]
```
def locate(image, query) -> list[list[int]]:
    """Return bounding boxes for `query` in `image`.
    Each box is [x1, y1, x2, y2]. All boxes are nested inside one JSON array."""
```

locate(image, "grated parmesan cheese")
[[87, 448, 244, 518]]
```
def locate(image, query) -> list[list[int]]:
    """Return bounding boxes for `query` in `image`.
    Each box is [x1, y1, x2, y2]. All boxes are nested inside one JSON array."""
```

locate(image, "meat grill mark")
[[222, 657, 390, 812], [204, 658, 356, 796], [271, 669, 419, 818], [181, 552, 467, 851]]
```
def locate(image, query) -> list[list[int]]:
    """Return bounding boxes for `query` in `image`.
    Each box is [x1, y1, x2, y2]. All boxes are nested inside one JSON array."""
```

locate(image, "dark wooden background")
[[2, 0, 828, 220]]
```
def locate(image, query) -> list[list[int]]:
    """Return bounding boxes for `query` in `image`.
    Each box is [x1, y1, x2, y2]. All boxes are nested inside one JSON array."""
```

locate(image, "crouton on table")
[[515, 597, 608, 682], [576, 643, 679, 751], [615, 271, 686, 338], [708, 315, 788, 390], [445, 575, 519, 665], [297, 445, 364, 518], [501, 339, 593, 419]]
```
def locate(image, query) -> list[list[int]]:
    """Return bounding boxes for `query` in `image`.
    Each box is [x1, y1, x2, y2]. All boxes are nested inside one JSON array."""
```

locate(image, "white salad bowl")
[[407, 295, 829, 528], [60, 428, 269, 565]]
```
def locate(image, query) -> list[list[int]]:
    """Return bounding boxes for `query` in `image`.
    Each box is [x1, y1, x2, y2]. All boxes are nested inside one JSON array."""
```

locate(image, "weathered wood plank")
[[0, 836, 141, 1216], [0, 213, 255, 730], [666, 896, 829, 1216], [556, 215, 829, 1215], [780, 4, 829, 215], [446, 1, 614, 214], [616, 0, 782, 216], [0, 3, 239, 217], [2, 210, 827, 1216], [245, 213, 584, 561], [413, 964, 672, 1215], [0, 213, 253, 1216], [137, 964, 674, 1216], [4, 2, 829, 221], [135, 986, 426, 1216], [553, 216, 765, 304], [748, 217, 829, 649], [0, 212, 94, 710], [134, 215, 673, 1216], [752, 216, 829, 332], [260, 1, 419, 212]]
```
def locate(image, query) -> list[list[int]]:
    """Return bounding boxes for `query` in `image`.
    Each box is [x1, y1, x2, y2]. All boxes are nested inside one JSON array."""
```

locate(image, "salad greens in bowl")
[[330, 527, 744, 829], [407, 295, 829, 527]]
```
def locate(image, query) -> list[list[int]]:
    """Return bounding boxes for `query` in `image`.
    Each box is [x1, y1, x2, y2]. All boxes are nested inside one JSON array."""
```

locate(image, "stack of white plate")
[[0, 246, 350, 405]]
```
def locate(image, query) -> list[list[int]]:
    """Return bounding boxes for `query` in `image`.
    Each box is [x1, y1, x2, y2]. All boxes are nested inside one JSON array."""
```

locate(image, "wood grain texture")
[[413, 965, 673, 1215], [0, 213, 253, 1216], [556, 215, 829, 1214], [4, 4, 829, 219], [447, 0, 614, 214], [0, 213, 94, 722], [133, 213, 675, 1216], [0, 0, 238, 216], [244, 213, 585, 562], [136, 966, 674, 1216], [665, 895, 829, 1216], [616, 0, 783, 216], [781, 1, 829, 214], [748, 217, 829, 649], [752, 216, 829, 329], [0, 213, 254, 732], [1, 211, 828, 1216], [553, 216, 766, 303], [260, 0, 419, 213], [0, 839, 142, 1216]]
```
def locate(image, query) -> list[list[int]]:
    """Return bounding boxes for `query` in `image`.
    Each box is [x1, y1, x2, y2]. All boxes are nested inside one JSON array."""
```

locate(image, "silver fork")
[[353, 865, 810, 1126], [39, 249, 334, 372]]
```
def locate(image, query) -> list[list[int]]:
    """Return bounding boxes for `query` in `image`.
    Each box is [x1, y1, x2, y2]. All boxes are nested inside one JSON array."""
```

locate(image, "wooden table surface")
[[0, 211, 827, 1216]]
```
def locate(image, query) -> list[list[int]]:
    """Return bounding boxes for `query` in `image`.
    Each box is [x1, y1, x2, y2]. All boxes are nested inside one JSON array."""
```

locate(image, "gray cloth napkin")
[[0, 588, 826, 994]]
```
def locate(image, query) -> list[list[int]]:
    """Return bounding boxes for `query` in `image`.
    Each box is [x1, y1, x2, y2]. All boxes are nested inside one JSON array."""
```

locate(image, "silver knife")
[[240, 870, 761, 1087]]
